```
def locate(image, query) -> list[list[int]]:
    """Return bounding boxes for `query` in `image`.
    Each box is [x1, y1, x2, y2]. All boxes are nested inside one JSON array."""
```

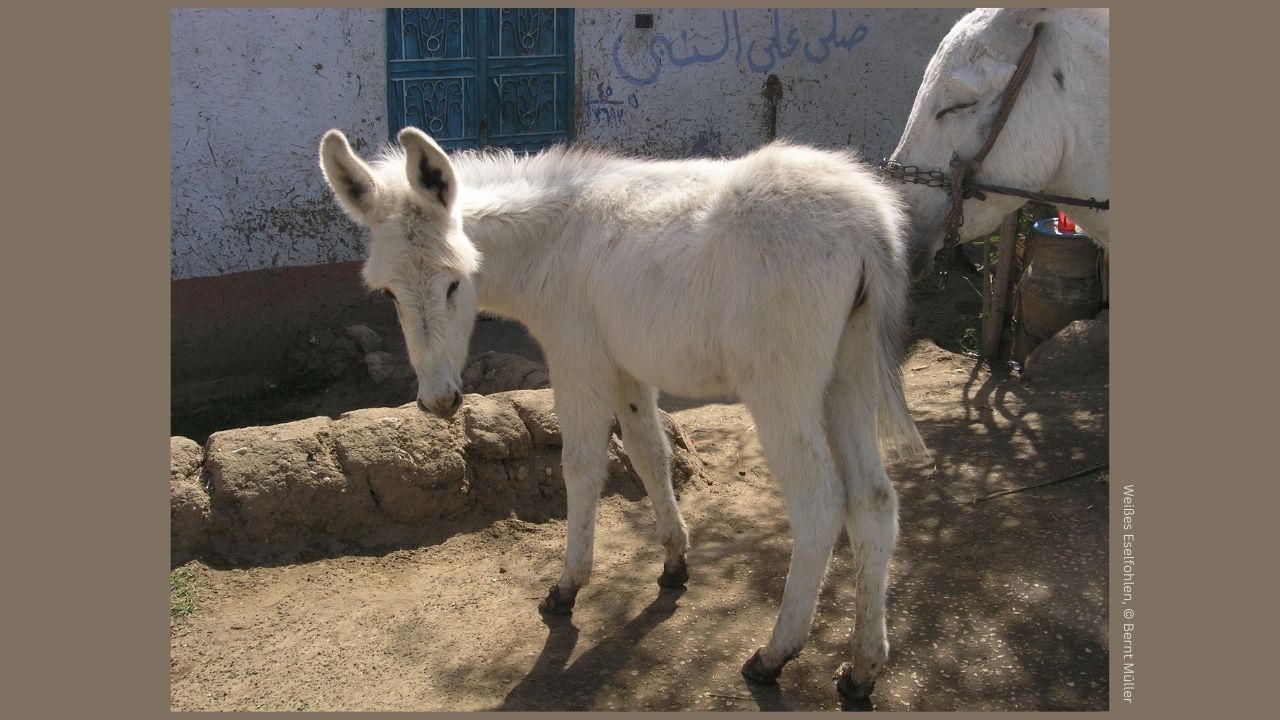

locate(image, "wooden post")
[[981, 212, 1020, 361], [982, 232, 994, 324]]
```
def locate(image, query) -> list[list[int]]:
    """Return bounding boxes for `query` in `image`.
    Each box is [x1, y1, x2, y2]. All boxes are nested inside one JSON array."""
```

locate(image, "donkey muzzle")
[[417, 390, 463, 419]]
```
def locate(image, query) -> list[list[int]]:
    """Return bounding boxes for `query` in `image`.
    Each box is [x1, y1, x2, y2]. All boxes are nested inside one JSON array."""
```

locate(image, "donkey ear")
[[320, 130, 381, 226], [950, 66, 991, 97], [398, 126, 459, 212], [955, 54, 1017, 96]]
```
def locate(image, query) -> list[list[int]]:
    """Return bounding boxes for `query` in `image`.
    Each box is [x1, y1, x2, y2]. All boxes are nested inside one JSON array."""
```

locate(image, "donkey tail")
[[867, 258, 932, 463], [875, 342, 931, 462]]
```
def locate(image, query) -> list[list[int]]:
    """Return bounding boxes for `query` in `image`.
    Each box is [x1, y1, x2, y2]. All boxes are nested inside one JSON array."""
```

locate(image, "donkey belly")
[[608, 330, 735, 399], [629, 364, 735, 400]]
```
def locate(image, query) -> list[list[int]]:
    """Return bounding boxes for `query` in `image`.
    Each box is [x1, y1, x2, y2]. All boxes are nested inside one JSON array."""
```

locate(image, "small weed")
[[958, 326, 980, 357], [170, 565, 198, 618]]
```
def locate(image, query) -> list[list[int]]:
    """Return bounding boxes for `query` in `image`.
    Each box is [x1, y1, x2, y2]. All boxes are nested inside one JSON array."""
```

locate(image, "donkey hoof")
[[537, 584, 577, 616], [740, 648, 784, 685], [657, 558, 689, 588], [834, 662, 876, 701]]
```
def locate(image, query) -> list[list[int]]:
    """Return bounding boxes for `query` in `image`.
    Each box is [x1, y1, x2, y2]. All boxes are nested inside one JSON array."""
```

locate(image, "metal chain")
[[878, 161, 951, 190], [878, 158, 1109, 210], [878, 159, 973, 291]]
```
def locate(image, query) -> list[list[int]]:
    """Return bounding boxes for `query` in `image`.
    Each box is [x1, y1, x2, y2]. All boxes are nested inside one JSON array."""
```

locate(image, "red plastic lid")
[[1057, 210, 1076, 233]]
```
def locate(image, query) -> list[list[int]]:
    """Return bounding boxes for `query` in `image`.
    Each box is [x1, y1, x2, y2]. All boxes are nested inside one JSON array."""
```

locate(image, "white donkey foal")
[[320, 127, 929, 700]]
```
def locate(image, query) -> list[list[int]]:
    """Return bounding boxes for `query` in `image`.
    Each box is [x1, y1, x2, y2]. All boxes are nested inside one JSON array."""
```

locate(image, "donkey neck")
[[457, 175, 576, 323], [1041, 23, 1110, 242]]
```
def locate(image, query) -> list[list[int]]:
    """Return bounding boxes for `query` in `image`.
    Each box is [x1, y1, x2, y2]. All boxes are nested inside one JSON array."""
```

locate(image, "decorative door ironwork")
[[387, 8, 575, 153]]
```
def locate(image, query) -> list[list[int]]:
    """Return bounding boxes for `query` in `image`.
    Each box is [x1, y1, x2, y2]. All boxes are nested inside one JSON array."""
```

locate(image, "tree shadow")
[[863, 349, 1108, 710]]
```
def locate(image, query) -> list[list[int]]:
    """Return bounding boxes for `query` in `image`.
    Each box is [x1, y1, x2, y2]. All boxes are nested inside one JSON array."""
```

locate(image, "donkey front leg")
[[538, 374, 617, 616], [740, 408, 846, 684], [615, 372, 690, 588]]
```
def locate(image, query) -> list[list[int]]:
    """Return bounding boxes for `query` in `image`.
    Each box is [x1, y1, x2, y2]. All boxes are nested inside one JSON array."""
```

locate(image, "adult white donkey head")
[[888, 8, 1110, 280], [320, 127, 480, 418]]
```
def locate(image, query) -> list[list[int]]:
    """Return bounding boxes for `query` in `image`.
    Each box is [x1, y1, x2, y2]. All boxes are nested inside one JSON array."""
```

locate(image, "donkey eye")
[[935, 101, 977, 120], [382, 289, 397, 302], [446, 280, 460, 300]]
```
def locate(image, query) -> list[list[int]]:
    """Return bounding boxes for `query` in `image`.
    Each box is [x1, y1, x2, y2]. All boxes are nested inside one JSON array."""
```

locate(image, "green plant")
[[170, 565, 198, 618], [958, 326, 980, 357], [1018, 205, 1038, 235]]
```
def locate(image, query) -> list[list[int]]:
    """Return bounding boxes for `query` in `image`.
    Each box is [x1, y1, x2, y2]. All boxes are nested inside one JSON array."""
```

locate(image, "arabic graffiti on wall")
[[612, 9, 870, 87], [585, 84, 641, 127]]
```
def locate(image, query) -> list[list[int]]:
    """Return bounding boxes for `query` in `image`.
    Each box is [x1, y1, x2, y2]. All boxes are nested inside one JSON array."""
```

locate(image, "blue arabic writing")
[[612, 10, 870, 87], [585, 84, 641, 126]]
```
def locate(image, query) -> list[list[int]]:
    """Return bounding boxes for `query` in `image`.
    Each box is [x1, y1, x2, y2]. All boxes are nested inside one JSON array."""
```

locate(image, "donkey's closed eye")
[[446, 280, 460, 300], [935, 101, 977, 120]]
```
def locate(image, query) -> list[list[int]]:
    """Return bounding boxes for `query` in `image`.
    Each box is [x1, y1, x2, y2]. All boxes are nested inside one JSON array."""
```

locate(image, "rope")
[[973, 23, 1045, 169], [971, 462, 1109, 503], [941, 22, 1047, 249]]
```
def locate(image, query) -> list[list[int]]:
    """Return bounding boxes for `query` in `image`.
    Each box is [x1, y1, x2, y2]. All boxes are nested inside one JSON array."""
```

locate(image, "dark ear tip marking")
[[415, 153, 450, 206]]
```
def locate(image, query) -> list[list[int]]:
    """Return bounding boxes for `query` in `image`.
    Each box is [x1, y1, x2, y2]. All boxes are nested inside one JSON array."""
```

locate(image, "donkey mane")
[[371, 143, 621, 195], [372, 139, 874, 197]]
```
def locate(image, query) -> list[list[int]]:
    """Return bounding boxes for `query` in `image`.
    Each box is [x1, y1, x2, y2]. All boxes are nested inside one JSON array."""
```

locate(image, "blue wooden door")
[[386, 9, 480, 150], [387, 8, 574, 153]]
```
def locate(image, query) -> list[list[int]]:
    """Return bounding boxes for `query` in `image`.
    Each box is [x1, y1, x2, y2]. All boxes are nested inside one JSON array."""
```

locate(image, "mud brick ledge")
[[170, 389, 703, 566]]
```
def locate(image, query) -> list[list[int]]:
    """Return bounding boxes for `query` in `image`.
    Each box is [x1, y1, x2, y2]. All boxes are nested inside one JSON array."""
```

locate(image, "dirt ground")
[[170, 263, 1110, 711]]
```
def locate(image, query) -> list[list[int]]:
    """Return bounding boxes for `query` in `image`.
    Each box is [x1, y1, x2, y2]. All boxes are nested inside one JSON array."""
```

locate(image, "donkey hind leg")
[[740, 401, 845, 684], [538, 370, 617, 616], [615, 372, 690, 588], [826, 326, 900, 700]]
